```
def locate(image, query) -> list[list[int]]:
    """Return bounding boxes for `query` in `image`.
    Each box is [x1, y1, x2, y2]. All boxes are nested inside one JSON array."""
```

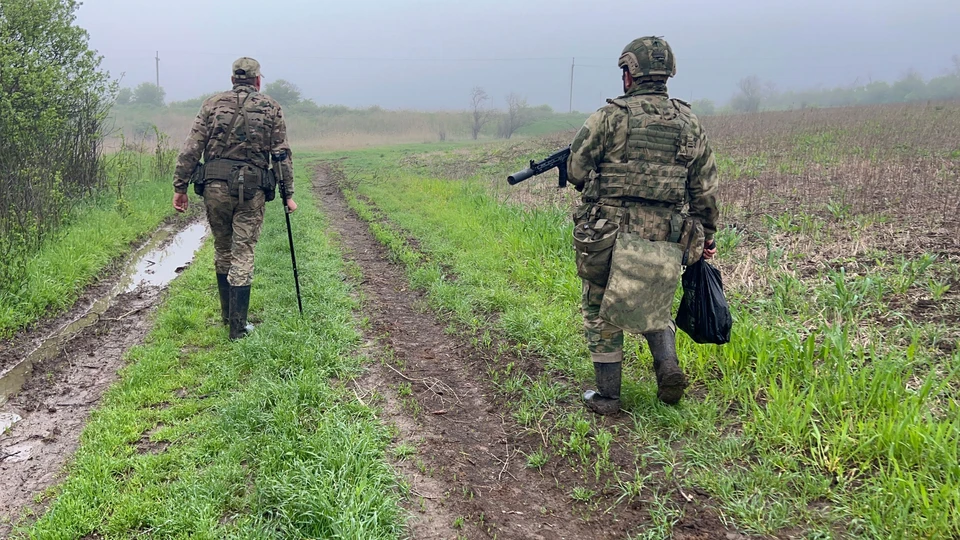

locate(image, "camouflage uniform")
[[173, 57, 294, 339], [568, 37, 719, 412]]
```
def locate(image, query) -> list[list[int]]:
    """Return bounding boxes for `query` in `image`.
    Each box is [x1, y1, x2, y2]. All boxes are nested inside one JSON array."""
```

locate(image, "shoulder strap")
[[214, 91, 255, 157]]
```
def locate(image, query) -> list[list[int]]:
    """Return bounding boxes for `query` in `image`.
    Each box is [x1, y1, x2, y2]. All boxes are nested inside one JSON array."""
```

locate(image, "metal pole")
[[155, 51, 160, 88], [272, 153, 303, 315], [569, 57, 575, 113]]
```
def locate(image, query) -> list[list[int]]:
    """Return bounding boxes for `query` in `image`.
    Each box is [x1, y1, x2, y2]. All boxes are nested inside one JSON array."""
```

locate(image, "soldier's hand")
[[285, 199, 298, 214], [702, 240, 717, 260], [173, 193, 189, 213]]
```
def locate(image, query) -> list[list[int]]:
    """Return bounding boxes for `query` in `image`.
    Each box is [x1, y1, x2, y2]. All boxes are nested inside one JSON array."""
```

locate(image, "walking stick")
[[272, 151, 303, 315]]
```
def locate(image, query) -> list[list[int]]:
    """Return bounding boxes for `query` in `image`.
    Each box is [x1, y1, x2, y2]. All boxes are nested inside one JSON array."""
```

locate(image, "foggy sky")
[[77, 0, 960, 112]]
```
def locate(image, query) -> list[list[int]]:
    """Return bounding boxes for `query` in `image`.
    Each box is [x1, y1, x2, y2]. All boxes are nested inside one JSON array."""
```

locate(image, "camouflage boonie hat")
[[618, 37, 676, 79], [232, 57, 261, 79]]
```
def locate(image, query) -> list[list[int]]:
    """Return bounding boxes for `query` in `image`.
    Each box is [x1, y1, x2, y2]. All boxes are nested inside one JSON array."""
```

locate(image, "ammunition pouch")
[[677, 217, 705, 266], [202, 158, 275, 201], [573, 218, 619, 286]]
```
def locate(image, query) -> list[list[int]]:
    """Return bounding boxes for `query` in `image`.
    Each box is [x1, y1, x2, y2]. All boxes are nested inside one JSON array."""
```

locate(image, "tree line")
[[693, 56, 960, 115], [114, 79, 556, 141]]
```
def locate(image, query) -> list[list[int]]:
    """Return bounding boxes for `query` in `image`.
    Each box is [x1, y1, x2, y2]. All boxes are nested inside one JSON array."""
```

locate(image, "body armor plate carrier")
[[593, 95, 697, 204]]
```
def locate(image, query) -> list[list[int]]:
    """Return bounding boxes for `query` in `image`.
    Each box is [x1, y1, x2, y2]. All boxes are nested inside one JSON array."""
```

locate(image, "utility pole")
[[155, 51, 160, 88], [569, 57, 575, 113]]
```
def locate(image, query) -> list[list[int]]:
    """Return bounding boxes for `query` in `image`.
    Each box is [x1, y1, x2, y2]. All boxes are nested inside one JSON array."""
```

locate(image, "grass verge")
[[16, 161, 405, 539], [0, 178, 176, 338], [330, 149, 960, 539]]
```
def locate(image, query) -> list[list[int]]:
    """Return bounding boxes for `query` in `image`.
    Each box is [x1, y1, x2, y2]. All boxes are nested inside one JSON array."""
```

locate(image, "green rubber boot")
[[216, 273, 230, 325], [645, 327, 688, 405], [583, 351, 623, 415], [228, 285, 254, 340]]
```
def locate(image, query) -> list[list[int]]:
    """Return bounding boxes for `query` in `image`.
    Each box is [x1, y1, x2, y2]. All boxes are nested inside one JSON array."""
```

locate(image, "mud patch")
[[316, 163, 653, 539], [0, 219, 207, 535]]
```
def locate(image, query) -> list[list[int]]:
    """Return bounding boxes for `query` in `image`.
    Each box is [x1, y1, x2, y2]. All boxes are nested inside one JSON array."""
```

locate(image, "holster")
[[191, 163, 206, 196]]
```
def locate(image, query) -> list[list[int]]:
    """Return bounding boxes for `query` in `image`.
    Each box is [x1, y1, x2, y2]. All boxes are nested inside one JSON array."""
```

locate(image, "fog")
[[77, 0, 960, 111]]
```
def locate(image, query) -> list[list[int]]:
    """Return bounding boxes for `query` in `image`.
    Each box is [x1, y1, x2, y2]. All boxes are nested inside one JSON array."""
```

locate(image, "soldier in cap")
[[568, 37, 719, 414], [173, 57, 297, 340]]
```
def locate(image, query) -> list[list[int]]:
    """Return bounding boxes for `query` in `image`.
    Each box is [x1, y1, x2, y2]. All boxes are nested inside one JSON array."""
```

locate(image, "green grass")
[[516, 112, 589, 137], [0, 178, 176, 338], [16, 161, 405, 539], [329, 146, 960, 539]]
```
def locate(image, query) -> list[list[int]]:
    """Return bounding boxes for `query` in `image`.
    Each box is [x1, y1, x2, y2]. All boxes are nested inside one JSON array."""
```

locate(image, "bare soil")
[[314, 163, 738, 539]]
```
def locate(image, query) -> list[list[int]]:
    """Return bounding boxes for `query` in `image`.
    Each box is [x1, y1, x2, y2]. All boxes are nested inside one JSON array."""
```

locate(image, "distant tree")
[[891, 70, 926, 101], [132, 82, 165, 107], [952, 54, 960, 76], [291, 98, 321, 115], [116, 87, 133, 105], [498, 93, 532, 139], [264, 79, 302, 107], [731, 76, 762, 113], [469, 86, 491, 140], [926, 72, 960, 101], [168, 93, 216, 110], [691, 99, 715, 116]]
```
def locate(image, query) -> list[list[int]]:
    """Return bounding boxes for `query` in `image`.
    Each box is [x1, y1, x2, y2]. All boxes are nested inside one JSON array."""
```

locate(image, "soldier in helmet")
[[172, 57, 297, 340], [568, 37, 719, 415]]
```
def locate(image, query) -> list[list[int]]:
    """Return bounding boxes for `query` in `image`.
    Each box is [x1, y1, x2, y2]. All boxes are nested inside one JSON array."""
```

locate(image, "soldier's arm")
[[173, 103, 212, 194], [271, 105, 294, 195], [686, 134, 720, 241], [567, 110, 607, 189]]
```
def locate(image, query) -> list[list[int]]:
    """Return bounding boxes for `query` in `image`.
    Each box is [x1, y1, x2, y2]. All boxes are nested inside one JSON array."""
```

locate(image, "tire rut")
[[314, 162, 638, 540], [0, 218, 206, 536]]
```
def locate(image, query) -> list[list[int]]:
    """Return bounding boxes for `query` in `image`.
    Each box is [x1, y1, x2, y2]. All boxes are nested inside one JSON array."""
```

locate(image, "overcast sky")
[[77, 0, 960, 112]]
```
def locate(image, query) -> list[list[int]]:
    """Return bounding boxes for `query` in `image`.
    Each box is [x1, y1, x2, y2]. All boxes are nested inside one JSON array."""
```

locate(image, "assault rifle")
[[507, 146, 571, 188]]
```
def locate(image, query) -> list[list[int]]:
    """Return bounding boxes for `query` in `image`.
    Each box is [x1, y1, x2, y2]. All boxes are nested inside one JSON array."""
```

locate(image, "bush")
[[0, 0, 112, 293]]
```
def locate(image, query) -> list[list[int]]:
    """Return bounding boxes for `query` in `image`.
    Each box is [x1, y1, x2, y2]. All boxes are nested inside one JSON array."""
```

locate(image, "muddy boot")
[[216, 273, 230, 325], [645, 328, 688, 405], [583, 352, 622, 415], [228, 285, 254, 340]]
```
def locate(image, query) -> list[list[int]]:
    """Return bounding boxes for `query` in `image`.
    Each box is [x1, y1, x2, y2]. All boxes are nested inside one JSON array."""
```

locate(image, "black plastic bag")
[[676, 259, 733, 344]]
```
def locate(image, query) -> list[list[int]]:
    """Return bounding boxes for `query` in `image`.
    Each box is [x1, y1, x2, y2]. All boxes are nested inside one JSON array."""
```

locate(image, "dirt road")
[[0, 220, 206, 535]]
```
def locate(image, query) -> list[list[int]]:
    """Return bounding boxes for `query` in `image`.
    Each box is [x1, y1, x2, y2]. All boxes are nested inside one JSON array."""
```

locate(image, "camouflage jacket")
[[173, 83, 294, 195], [567, 82, 719, 240]]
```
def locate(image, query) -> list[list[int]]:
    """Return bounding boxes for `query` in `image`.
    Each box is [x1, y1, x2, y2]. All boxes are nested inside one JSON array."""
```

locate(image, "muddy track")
[[0, 218, 206, 536], [317, 163, 688, 540]]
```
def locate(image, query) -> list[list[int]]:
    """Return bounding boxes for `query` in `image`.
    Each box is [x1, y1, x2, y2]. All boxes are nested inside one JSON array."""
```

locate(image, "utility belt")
[[582, 196, 681, 211], [191, 158, 276, 202]]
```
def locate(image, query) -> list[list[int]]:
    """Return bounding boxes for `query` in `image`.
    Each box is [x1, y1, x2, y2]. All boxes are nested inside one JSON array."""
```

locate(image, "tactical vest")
[[592, 95, 697, 204], [196, 90, 276, 201]]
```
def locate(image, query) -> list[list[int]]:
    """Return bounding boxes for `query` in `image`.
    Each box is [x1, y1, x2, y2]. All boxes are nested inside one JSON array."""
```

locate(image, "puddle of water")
[[122, 221, 208, 293], [0, 412, 21, 433], [0, 221, 208, 405]]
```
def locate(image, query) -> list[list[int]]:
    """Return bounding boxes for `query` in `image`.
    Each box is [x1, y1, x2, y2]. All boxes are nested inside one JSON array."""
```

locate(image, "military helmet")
[[618, 36, 676, 79]]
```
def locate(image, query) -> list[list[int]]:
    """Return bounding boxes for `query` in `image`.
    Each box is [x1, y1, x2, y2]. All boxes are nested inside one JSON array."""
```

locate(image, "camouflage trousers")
[[575, 201, 677, 361], [203, 181, 265, 286]]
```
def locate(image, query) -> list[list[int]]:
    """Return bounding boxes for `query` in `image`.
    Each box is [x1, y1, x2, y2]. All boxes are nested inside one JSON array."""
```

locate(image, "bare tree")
[[470, 86, 491, 140], [731, 75, 763, 113], [498, 93, 531, 139]]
